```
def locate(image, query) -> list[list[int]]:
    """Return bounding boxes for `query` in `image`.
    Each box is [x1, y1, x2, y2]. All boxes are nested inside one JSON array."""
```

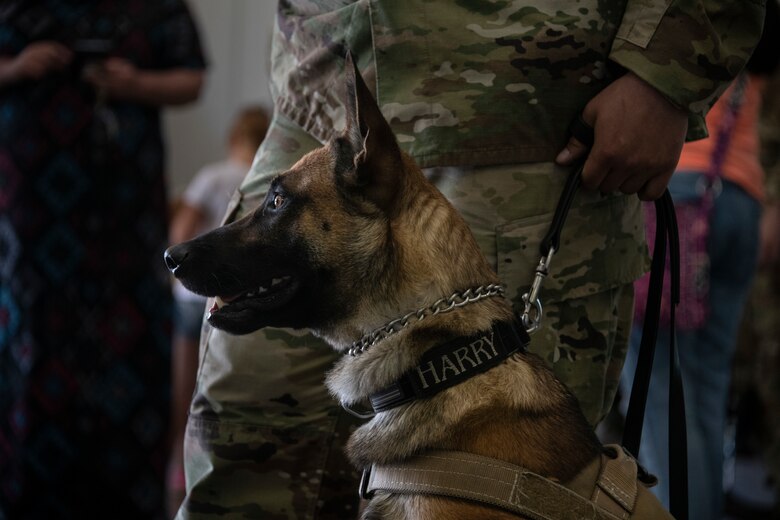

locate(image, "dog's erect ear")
[[339, 52, 402, 213]]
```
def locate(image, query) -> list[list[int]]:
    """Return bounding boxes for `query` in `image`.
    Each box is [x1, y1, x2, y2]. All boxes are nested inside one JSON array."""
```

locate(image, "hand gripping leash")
[[525, 117, 688, 520]]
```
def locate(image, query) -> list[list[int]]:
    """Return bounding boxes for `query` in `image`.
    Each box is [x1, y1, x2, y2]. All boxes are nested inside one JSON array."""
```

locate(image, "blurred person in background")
[[727, 42, 780, 519], [620, 3, 780, 518], [0, 1, 206, 518]]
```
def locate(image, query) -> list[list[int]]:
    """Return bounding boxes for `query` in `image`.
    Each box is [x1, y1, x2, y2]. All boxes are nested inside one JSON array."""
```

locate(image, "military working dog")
[[165, 56, 671, 519]]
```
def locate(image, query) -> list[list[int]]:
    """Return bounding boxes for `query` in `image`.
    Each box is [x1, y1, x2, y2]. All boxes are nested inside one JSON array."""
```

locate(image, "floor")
[[723, 454, 778, 519]]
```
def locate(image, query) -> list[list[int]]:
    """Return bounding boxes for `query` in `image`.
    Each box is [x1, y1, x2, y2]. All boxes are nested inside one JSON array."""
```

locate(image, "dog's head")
[[165, 54, 496, 343]]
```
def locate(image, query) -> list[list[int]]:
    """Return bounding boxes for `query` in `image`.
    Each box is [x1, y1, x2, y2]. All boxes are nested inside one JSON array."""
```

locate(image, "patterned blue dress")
[[0, 1, 206, 518]]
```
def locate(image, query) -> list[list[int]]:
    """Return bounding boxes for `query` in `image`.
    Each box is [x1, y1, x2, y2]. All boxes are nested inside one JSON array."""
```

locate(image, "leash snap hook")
[[520, 294, 543, 333], [521, 247, 554, 333]]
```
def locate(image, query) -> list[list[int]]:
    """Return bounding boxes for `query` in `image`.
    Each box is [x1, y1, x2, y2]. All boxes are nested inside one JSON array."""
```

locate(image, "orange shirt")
[[675, 76, 765, 202]]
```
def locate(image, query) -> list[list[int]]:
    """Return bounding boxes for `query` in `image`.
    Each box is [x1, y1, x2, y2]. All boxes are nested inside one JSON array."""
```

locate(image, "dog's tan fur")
[[167, 57, 655, 519]]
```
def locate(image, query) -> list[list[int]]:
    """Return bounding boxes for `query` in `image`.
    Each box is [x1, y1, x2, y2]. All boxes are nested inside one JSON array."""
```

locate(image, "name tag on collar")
[[369, 321, 529, 413]]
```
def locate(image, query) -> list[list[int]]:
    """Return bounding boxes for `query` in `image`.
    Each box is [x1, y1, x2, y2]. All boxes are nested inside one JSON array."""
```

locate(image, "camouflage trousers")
[[177, 113, 647, 520]]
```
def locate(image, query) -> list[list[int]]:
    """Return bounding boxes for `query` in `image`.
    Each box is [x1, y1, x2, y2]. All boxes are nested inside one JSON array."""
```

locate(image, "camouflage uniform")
[[177, 1, 764, 518]]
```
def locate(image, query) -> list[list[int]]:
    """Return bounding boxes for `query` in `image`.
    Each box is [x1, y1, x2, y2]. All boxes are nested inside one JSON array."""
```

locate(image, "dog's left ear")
[[338, 52, 402, 213]]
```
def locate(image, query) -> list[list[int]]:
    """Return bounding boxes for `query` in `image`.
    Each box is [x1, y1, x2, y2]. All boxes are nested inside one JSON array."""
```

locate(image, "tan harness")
[[362, 444, 670, 519]]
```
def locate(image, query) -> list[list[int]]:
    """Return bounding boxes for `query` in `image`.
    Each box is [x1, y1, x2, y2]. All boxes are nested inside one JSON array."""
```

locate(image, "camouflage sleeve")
[[609, 0, 766, 141]]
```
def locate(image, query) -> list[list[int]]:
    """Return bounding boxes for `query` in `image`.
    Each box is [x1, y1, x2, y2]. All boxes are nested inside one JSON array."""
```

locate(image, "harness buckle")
[[359, 466, 375, 500]]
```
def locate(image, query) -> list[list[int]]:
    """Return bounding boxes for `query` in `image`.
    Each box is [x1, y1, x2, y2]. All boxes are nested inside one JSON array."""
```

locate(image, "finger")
[[555, 137, 590, 166], [639, 166, 675, 200], [579, 147, 611, 191], [637, 176, 668, 201], [597, 169, 631, 194], [618, 172, 652, 195]]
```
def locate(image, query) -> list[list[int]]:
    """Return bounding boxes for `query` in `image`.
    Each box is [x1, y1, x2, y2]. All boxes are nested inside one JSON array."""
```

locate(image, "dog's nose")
[[164, 246, 188, 273]]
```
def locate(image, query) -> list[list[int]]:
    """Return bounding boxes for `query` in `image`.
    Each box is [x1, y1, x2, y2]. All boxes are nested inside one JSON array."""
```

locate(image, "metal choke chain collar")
[[347, 284, 506, 357]]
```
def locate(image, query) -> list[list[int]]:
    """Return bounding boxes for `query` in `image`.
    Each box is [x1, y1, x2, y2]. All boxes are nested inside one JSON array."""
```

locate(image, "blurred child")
[[166, 106, 269, 516]]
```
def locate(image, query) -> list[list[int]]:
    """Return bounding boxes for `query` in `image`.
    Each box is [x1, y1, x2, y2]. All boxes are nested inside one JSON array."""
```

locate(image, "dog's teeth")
[[271, 277, 284, 286], [258, 286, 268, 294], [246, 292, 256, 297]]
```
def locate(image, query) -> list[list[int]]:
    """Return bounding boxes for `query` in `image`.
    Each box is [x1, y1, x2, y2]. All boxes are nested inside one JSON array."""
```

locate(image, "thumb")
[[555, 137, 589, 166]]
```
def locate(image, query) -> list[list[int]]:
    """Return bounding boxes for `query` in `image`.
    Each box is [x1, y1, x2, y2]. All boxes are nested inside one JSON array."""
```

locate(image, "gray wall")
[[163, 0, 277, 198]]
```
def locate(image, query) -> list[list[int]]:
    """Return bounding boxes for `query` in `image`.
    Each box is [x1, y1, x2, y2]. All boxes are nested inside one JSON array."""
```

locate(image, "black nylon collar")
[[368, 320, 530, 413]]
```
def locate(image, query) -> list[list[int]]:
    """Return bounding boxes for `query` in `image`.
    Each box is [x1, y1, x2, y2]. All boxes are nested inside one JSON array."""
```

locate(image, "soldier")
[[175, 1, 765, 518]]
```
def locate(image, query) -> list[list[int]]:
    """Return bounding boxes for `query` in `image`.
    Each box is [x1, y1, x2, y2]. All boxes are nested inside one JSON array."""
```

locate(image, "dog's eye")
[[271, 193, 285, 209]]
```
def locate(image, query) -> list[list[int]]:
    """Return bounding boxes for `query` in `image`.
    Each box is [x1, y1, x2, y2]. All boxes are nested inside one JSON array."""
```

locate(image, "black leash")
[[620, 189, 688, 519], [540, 118, 688, 519]]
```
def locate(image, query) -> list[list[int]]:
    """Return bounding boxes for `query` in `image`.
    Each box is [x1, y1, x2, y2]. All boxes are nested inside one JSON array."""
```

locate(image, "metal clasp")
[[341, 401, 376, 420], [359, 466, 375, 500], [521, 247, 554, 333]]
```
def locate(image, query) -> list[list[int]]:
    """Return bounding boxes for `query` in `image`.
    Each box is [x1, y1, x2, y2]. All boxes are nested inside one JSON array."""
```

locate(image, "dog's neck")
[[325, 291, 600, 474], [325, 166, 519, 401]]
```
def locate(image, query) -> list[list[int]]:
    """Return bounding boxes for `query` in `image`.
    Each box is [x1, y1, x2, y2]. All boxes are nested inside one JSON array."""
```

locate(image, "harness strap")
[[364, 447, 648, 520], [592, 446, 640, 520]]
